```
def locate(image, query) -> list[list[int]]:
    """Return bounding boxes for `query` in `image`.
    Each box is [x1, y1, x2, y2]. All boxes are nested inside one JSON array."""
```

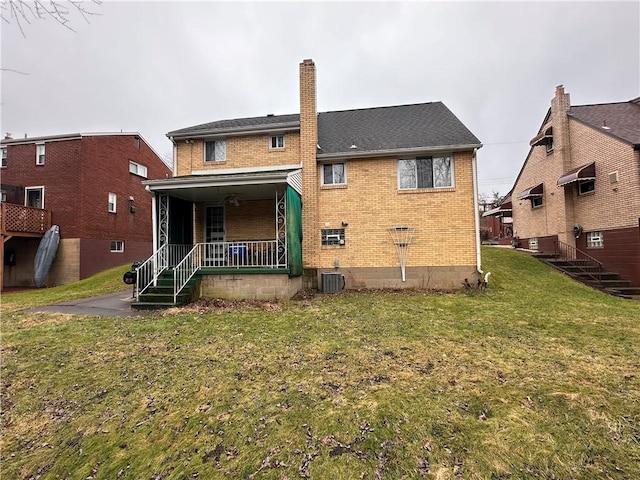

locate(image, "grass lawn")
[[1, 248, 639, 479]]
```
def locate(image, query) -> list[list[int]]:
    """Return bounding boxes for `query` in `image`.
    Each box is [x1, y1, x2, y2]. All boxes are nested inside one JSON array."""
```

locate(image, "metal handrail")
[[135, 244, 193, 300], [554, 239, 602, 283], [173, 243, 203, 304]]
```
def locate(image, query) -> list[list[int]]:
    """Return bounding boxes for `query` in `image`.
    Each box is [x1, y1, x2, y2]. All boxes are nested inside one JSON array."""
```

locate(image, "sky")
[[1, 0, 638, 199]]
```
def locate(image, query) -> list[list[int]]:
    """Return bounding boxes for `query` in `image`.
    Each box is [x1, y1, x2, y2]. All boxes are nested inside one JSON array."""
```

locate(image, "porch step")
[[132, 270, 200, 310]]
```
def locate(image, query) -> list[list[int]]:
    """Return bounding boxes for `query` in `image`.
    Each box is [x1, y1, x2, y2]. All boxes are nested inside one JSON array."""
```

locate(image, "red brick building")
[[1, 133, 171, 288]]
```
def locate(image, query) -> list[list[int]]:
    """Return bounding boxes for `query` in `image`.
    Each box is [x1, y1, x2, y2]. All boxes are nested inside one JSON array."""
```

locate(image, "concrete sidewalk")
[[29, 290, 152, 317]]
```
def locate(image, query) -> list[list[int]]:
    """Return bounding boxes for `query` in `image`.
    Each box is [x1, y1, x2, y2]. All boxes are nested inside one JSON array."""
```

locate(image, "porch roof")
[[143, 166, 301, 203]]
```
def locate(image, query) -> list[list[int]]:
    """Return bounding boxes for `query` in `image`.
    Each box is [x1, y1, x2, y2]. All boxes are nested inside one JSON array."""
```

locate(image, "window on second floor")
[[578, 179, 595, 195], [36, 144, 45, 165], [270, 135, 285, 149], [25, 186, 44, 208], [531, 196, 543, 208], [322, 163, 346, 185], [108, 192, 117, 213], [129, 160, 148, 178], [1, 147, 7, 167], [398, 156, 453, 190], [205, 140, 226, 162], [587, 231, 603, 248]]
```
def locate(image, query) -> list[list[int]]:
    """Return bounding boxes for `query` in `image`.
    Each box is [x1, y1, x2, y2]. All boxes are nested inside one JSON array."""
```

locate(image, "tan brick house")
[[1, 133, 171, 289], [139, 59, 483, 304], [510, 86, 640, 286]]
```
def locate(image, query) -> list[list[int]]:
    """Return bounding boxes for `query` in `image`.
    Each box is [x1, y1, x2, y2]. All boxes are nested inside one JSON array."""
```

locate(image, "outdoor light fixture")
[[129, 196, 136, 213]]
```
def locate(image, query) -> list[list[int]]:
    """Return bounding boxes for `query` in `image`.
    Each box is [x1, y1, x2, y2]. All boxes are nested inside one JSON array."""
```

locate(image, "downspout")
[[472, 149, 491, 283]]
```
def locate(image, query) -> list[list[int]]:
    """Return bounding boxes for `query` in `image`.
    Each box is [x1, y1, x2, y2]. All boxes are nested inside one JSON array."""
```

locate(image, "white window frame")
[[321, 163, 346, 186], [398, 155, 454, 190], [110, 240, 124, 252], [25, 186, 45, 208], [528, 237, 538, 250], [269, 135, 285, 149], [204, 139, 226, 162], [1, 190, 6, 202], [108, 192, 117, 213], [36, 144, 45, 165], [129, 160, 148, 178], [1, 147, 6, 167], [586, 231, 603, 248]]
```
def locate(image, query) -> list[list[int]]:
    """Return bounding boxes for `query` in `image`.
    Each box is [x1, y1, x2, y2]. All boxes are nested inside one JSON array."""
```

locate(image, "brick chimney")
[[299, 59, 319, 268]]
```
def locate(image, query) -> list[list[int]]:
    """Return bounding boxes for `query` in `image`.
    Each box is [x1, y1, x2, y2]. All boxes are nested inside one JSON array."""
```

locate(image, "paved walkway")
[[29, 290, 151, 317]]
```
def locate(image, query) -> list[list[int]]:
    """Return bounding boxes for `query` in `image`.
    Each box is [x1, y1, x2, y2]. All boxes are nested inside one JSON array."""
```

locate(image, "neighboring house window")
[[322, 163, 346, 185], [398, 156, 453, 189], [25, 186, 44, 208], [321, 228, 345, 246], [531, 196, 543, 208], [1, 147, 6, 167], [587, 231, 603, 248], [528, 237, 538, 250], [134, 136, 140, 149], [1, 190, 6, 202], [578, 180, 595, 195], [108, 192, 117, 213], [129, 160, 148, 178], [110, 241, 124, 252], [270, 135, 285, 149], [36, 144, 45, 165], [205, 140, 226, 162], [545, 137, 553, 154]]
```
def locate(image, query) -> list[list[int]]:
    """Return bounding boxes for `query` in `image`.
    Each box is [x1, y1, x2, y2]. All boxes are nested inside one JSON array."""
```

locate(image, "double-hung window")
[[110, 241, 124, 252], [398, 156, 453, 190], [1, 147, 7, 167], [270, 135, 285, 149], [36, 144, 45, 165], [205, 140, 226, 162], [108, 192, 117, 213], [322, 163, 346, 185]]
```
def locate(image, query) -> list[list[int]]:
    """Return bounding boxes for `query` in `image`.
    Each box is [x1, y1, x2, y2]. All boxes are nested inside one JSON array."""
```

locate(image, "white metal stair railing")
[[173, 243, 204, 304], [135, 243, 169, 301], [136, 244, 194, 301]]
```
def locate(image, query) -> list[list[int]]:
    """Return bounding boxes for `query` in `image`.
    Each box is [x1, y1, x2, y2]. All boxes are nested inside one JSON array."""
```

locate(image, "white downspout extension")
[[471, 149, 490, 284]]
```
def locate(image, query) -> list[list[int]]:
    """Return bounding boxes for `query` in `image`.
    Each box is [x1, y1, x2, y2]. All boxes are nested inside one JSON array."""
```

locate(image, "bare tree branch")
[[1, 0, 102, 37]]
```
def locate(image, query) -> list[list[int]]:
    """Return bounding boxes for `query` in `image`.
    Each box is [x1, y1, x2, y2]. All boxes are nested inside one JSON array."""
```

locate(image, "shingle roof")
[[569, 100, 640, 146], [168, 113, 301, 137], [317, 102, 481, 156], [168, 102, 482, 154]]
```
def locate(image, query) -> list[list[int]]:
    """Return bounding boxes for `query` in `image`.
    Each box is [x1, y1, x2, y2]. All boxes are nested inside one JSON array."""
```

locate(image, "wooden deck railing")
[[0, 203, 51, 236]]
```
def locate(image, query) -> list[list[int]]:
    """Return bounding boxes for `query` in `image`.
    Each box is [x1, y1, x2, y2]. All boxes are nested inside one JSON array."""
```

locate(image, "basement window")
[[110, 241, 124, 252], [528, 237, 538, 250], [321, 228, 345, 246], [586, 231, 603, 248]]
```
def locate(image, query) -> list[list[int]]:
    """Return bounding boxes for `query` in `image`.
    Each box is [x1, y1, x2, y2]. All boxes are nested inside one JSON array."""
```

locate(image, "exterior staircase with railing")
[[133, 268, 201, 309], [532, 240, 640, 300]]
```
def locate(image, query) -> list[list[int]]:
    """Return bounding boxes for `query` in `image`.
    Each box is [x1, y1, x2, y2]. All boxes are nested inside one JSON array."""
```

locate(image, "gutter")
[[167, 121, 301, 141], [316, 143, 483, 161]]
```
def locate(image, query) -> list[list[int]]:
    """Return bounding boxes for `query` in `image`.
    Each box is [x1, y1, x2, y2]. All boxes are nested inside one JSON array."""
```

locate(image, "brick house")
[[1, 133, 171, 289], [138, 59, 483, 304], [510, 86, 640, 286]]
